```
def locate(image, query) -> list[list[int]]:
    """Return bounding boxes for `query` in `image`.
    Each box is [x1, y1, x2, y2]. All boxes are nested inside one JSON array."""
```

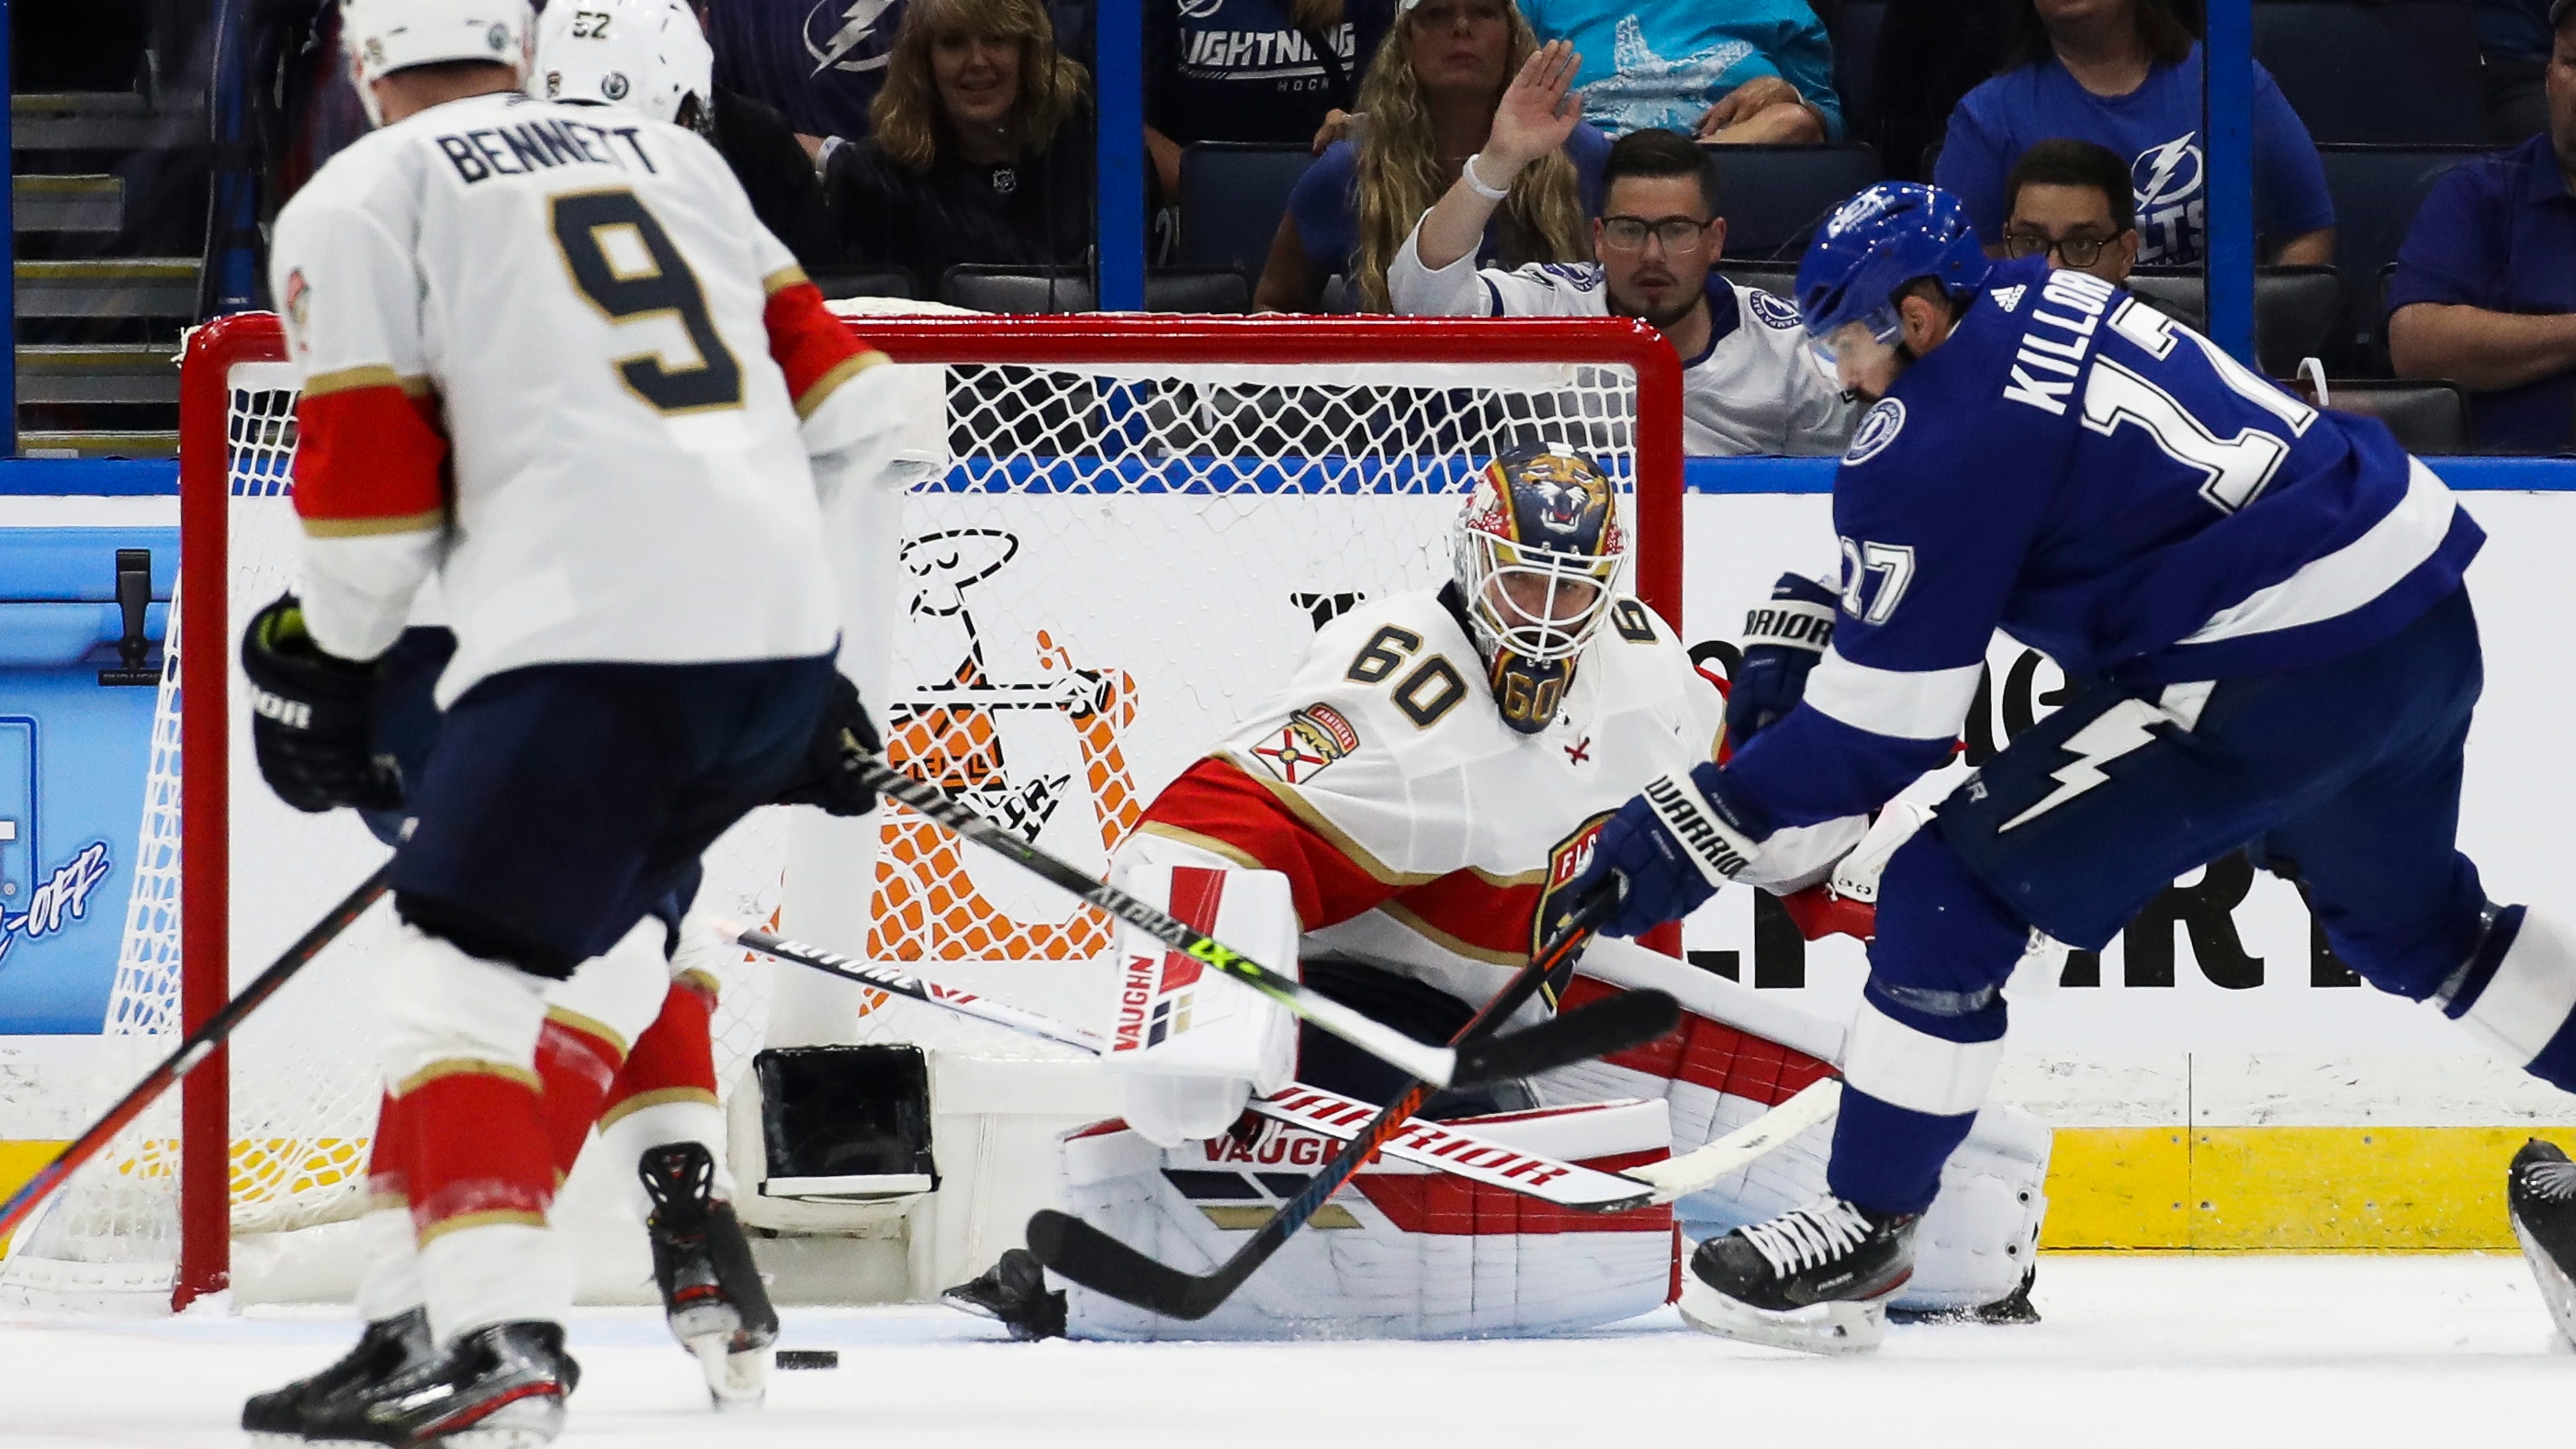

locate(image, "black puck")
[[776, 1349, 840, 1371]]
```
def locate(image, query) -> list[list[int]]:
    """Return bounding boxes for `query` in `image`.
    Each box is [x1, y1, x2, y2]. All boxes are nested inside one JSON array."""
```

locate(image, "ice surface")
[[1, 1255, 2564, 1447]]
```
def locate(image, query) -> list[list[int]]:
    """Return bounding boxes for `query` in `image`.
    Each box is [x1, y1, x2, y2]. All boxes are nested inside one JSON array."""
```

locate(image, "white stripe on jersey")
[[2179, 456, 2459, 647], [1800, 649, 1983, 742]]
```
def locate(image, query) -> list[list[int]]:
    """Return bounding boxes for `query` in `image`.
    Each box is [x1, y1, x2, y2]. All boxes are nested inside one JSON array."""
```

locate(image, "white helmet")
[[533, 0, 714, 128], [343, 0, 534, 124]]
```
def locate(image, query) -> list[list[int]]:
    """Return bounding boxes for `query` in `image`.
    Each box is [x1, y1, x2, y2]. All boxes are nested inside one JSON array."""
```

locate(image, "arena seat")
[[939, 265, 1253, 314], [2252, 2, 2482, 145], [2116, 266, 2343, 376], [2323, 379, 2471, 454], [807, 265, 919, 302], [1708, 142, 1884, 258], [1715, 260, 1799, 300], [1177, 143, 1318, 276]]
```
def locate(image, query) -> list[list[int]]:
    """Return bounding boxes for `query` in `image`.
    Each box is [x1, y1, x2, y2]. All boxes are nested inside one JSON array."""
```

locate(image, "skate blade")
[[668, 1300, 743, 1346], [1676, 1273, 1887, 1355], [690, 1334, 770, 1410], [2513, 1216, 2576, 1349]]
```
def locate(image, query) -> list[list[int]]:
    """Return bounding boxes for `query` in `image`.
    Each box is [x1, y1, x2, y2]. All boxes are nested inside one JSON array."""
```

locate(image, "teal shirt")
[[1518, 0, 1841, 139]]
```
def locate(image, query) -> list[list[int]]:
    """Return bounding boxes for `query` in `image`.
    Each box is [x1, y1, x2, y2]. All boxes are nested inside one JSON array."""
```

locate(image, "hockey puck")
[[776, 1350, 840, 1371]]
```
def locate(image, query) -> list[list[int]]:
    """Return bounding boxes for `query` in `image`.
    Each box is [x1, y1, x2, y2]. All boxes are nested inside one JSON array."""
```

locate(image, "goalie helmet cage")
[[101, 309, 1684, 1311]]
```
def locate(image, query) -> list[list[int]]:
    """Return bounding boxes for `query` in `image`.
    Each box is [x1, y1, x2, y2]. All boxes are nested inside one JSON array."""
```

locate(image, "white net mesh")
[[0, 320, 1655, 1309]]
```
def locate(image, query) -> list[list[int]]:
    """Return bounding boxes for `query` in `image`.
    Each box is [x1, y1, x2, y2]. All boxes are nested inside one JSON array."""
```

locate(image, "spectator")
[[1255, 0, 1603, 312], [1143, 0, 1397, 200], [1997, 137, 2138, 285], [2480, 0, 2555, 144], [703, 0, 906, 141], [1512, 0, 1837, 141], [1389, 57, 1855, 455], [1936, 0, 2334, 268], [2387, 0, 2576, 455], [823, 0, 1094, 287]]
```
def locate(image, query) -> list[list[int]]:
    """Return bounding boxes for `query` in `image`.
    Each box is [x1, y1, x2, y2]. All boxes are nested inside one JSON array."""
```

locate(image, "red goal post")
[[159, 309, 1684, 1309]]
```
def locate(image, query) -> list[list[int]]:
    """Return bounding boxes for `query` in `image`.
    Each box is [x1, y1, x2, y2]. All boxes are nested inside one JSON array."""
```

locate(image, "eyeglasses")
[[1599, 216, 1710, 254], [2003, 230, 2113, 266]]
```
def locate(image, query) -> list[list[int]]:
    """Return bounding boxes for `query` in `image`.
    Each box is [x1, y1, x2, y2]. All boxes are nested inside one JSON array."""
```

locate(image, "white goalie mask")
[[343, 0, 535, 127], [533, 0, 715, 129], [1451, 445, 1626, 734]]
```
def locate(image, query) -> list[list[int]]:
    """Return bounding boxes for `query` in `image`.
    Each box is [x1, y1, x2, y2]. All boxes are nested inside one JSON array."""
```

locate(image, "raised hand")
[[1484, 39, 1582, 174]]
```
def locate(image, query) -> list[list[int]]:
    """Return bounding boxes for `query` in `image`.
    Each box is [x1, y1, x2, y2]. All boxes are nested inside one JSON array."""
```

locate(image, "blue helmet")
[[1794, 182, 1990, 354]]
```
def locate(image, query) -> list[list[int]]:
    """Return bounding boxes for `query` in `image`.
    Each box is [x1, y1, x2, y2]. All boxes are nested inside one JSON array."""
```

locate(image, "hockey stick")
[[850, 753, 1635, 1090], [0, 861, 394, 1244], [1023, 883, 1666, 1320], [716, 922, 1671, 1210]]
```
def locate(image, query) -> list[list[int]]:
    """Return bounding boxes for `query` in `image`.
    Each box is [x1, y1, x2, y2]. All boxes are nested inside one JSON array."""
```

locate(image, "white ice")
[[2, 1255, 2563, 1448]]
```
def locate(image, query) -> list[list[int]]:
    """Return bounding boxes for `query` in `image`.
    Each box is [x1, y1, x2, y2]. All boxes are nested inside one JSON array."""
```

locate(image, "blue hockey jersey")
[[1725, 257, 2484, 830]]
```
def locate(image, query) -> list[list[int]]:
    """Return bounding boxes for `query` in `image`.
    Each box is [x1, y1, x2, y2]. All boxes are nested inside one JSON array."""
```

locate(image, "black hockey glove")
[[771, 672, 884, 816], [1724, 571, 1839, 749], [239, 593, 404, 814]]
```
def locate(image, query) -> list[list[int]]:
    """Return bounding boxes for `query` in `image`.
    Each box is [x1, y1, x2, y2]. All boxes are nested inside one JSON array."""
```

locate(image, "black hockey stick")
[[850, 753, 1627, 1089], [1024, 883, 1675, 1320], [0, 861, 393, 1244]]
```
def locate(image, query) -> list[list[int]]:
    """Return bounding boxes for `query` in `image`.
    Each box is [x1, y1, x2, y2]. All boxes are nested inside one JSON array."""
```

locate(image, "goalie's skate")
[[640, 1142, 779, 1409], [244, 1307, 435, 1443], [941, 1248, 1067, 1341], [303, 1320, 575, 1449], [2509, 1138, 2576, 1348], [1676, 1196, 1917, 1356]]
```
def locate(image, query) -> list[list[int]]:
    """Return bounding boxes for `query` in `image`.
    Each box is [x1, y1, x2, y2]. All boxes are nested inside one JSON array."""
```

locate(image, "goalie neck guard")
[[533, 0, 714, 129], [1451, 445, 1626, 736]]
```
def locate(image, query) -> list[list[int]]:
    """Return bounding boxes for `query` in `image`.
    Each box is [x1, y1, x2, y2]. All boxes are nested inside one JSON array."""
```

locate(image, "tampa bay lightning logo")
[[804, 0, 901, 74], [1747, 289, 1802, 331], [1176, 0, 1224, 17], [2132, 135, 2203, 208], [1844, 399, 1906, 464], [1825, 189, 1892, 236]]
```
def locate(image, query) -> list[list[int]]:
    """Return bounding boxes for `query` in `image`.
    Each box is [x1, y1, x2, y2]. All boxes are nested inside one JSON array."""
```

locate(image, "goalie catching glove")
[[767, 671, 883, 816], [240, 592, 403, 814]]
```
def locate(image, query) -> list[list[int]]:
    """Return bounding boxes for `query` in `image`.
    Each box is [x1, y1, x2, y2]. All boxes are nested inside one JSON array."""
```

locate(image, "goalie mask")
[[1452, 445, 1626, 735]]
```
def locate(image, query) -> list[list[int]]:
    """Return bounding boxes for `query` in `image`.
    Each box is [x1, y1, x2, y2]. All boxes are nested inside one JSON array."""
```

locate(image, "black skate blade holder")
[[96, 548, 162, 688]]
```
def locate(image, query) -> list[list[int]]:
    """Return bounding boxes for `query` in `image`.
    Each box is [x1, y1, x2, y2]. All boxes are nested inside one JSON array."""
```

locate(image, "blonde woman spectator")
[[1254, 0, 1605, 311], [824, 0, 1095, 284]]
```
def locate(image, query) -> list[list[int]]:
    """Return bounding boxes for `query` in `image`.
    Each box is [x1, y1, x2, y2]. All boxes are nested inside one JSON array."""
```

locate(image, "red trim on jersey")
[[292, 384, 446, 526], [1350, 1148, 1674, 1235], [1386, 871, 1541, 960], [763, 280, 876, 410], [1140, 758, 1399, 928], [1558, 974, 1835, 1106]]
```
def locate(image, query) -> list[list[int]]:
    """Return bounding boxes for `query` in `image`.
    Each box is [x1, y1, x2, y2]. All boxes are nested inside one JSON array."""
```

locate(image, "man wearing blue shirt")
[[1558, 184, 2571, 1355], [1935, 0, 2333, 268], [2388, 0, 2576, 455]]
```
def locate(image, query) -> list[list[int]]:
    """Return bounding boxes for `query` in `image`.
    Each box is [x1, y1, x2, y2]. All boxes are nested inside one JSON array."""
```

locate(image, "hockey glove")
[[771, 672, 884, 816], [1723, 572, 1838, 749], [239, 593, 403, 814], [1567, 761, 1772, 938]]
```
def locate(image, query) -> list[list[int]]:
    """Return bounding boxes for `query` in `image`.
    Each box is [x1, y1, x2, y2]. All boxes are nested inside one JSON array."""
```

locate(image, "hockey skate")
[[243, 1306, 436, 1443], [940, 1248, 1067, 1341], [639, 1141, 779, 1408], [301, 1320, 576, 1449], [2509, 1139, 2576, 1347], [1677, 1196, 1918, 1355]]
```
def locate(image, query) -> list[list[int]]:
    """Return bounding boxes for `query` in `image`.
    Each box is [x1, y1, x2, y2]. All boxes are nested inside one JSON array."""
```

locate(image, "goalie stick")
[[716, 921, 1715, 1211], [0, 862, 394, 1245], [850, 752, 1634, 1090], [1024, 884, 1678, 1320]]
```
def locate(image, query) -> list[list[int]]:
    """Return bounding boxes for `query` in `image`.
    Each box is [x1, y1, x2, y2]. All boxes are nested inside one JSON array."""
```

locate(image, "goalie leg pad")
[[1100, 862, 1299, 1148]]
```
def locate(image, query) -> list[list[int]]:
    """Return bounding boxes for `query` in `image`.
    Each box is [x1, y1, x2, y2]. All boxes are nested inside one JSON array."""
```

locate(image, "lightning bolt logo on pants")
[[1998, 698, 2167, 832]]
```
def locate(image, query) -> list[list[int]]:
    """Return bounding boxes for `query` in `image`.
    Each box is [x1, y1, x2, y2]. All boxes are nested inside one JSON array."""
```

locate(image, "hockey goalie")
[[947, 445, 2052, 1341]]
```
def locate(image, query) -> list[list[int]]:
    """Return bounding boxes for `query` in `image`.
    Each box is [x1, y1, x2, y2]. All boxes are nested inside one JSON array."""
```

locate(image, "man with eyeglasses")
[[1388, 41, 1856, 455], [1997, 137, 2140, 285]]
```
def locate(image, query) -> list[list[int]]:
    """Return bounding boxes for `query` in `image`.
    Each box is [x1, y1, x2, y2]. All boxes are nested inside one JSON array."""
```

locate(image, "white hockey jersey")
[[1119, 588, 1860, 1017], [267, 90, 888, 700], [1386, 219, 1858, 458]]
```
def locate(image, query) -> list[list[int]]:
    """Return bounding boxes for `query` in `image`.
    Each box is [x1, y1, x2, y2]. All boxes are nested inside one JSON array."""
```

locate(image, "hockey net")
[[0, 310, 1682, 1312]]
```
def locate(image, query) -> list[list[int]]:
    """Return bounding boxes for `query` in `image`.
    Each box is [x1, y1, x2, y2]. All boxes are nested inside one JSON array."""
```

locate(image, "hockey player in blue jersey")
[[1560, 180, 2573, 1354]]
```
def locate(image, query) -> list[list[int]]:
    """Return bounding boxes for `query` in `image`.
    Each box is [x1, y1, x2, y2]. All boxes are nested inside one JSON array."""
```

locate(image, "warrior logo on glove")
[[1453, 444, 1626, 735]]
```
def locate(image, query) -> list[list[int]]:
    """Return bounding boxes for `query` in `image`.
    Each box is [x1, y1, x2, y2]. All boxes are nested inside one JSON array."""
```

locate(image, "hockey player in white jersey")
[[946, 446, 2050, 1340], [232, 0, 895, 1442], [1388, 44, 1857, 458]]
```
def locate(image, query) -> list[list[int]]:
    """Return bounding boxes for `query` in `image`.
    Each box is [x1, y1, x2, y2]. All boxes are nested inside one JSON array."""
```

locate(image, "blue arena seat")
[[1707, 142, 1884, 258], [2316, 143, 2494, 365], [2251, 2, 2483, 145], [1177, 143, 1318, 276]]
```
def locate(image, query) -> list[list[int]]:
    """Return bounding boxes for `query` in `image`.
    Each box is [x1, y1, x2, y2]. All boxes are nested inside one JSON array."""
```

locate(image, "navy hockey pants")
[[1832, 587, 2493, 1215]]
